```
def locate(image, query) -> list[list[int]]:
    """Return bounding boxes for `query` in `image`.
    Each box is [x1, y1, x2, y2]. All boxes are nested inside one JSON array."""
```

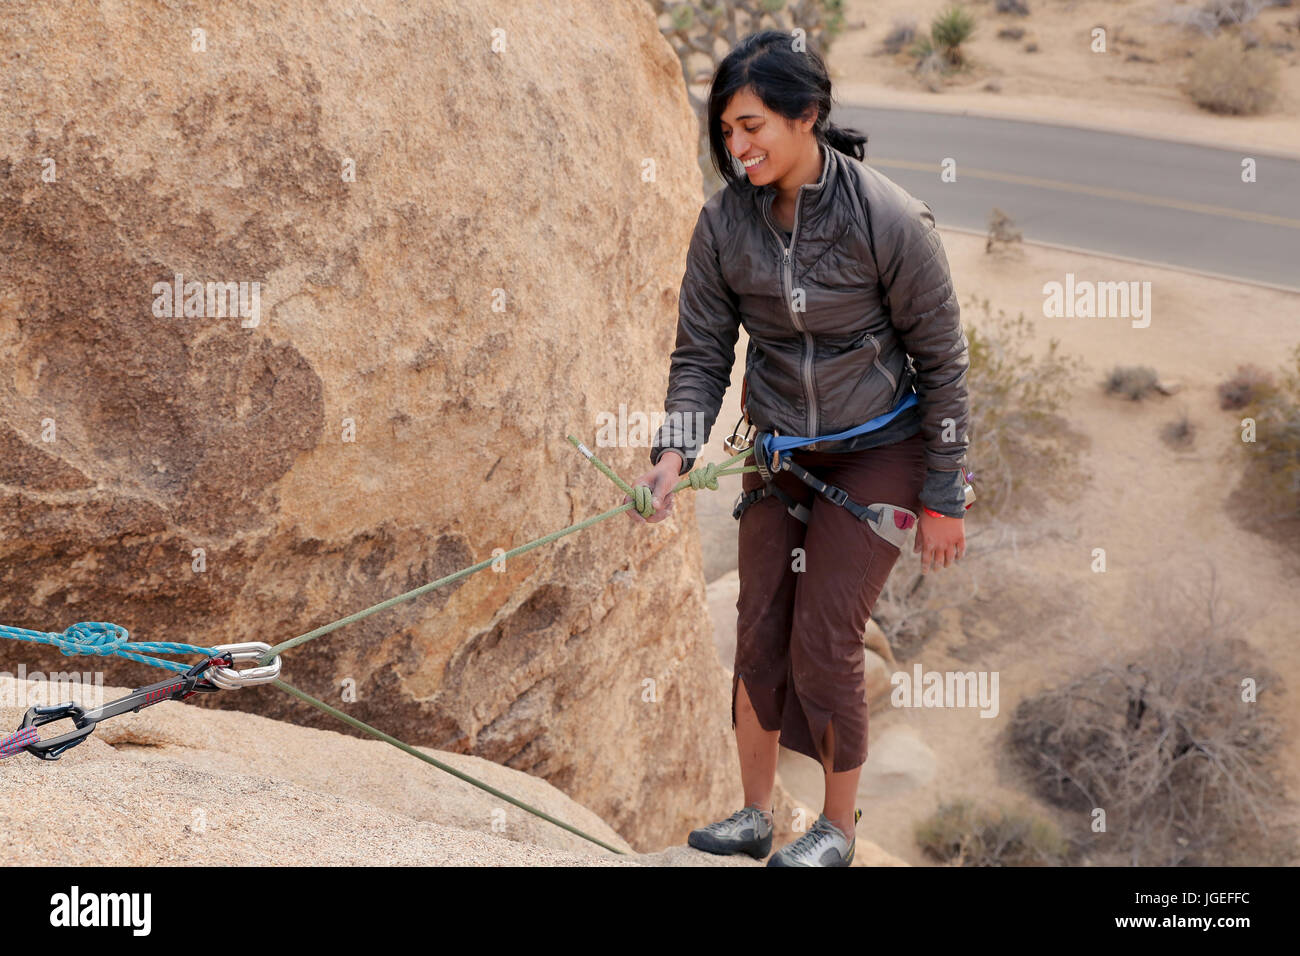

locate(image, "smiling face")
[[719, 86, 817, 189]]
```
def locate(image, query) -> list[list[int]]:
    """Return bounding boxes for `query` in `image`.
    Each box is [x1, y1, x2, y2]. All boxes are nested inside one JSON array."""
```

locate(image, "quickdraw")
[[4, 641, 281, 761]]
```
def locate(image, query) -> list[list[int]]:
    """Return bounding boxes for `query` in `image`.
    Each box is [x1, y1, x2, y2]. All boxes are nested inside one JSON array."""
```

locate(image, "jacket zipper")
[[864, 332, 897, 391], [762, 192, 818, 440]]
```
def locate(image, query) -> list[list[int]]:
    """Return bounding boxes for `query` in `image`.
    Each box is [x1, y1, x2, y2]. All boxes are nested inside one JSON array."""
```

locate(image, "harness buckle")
[[821, 484, 849, 507]]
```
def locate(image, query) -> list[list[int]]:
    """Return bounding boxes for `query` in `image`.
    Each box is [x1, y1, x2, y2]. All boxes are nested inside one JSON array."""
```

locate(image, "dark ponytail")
[[705, 29, 868, 191], [822, 122, 868, 162]]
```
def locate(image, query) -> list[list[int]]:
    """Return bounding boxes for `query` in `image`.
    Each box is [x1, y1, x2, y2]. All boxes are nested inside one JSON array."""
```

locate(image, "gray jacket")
[[650, 141, 971, 517]]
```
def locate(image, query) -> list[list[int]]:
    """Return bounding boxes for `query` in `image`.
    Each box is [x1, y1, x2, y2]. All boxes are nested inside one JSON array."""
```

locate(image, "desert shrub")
[[1160, 407, 1196, 449], [868, 297, 1085, 654], [962, 295, 1086, 518], [908, 4, 977, 73], [985, 207, 1022, 252], [883, 18, 917, 54], [1164, 0, 1264, 34], [1184, 33, 1280, 114], [908, 35, 948, 90], [1103, 364, 1159, 400], [1007, 570, 1296, 866], [909, 32, 935, 59], [995, 0, 1030, 14], [915, 798, 1071, 866], [997, 26, 1026, 39], [1235, 342, 1300, 517], [931, 5, 977, 64], [1218, 362, 1276, 409]]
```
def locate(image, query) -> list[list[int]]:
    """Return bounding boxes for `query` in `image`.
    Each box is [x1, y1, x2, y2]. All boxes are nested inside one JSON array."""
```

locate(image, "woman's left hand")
[[914, 510, 965, 573]]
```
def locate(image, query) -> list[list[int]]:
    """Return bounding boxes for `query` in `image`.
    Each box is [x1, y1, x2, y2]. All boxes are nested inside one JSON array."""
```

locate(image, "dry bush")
[[995, 0, 1030, 15], [1184, 33, 1281, 114], [870, 297, 1086, 656], [915, 798, 1072, 866], [882, 18, 917, 54], [912, 43, 949, 91], [1165, 0, 1266, 34], [871, 549, 973, 656], [1104, 364, 1160, 400], [985, 207, 1022, 252], [1160, 407, 1196, 449], [1218, 362, 1276, 410], [963, 295, 1087, 518], [1235, 342, 1300, 518], [1007, 568, 1296, 866], [872, 518, 1072, 659]]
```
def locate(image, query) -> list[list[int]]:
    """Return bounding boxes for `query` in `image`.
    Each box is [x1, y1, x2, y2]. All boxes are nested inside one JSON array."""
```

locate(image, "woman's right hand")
[[625, 451, 684, 523]]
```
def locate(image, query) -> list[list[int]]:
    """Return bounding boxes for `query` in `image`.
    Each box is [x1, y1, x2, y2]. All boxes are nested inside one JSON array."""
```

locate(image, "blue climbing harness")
[[730, 390, 922, 540]]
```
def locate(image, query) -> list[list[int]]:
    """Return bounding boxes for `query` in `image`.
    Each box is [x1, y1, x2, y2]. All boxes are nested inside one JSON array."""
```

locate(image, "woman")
[[629, 31, 972, 867]]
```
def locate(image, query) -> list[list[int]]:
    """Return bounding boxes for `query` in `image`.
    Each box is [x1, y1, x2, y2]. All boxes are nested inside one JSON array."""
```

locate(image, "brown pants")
[[732, 431, 928, 772]]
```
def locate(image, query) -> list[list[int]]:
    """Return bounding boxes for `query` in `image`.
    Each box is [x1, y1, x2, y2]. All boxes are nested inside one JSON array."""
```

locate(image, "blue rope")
[[0, 621, 220, 673]]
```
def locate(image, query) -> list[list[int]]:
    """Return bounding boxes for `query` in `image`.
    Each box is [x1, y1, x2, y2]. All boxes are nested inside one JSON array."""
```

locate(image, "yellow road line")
[[870, 157, 1300, 230]]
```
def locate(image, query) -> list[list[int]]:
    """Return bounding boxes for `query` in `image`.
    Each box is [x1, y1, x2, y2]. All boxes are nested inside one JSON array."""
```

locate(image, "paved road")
[[832, 105, 1300, 290]]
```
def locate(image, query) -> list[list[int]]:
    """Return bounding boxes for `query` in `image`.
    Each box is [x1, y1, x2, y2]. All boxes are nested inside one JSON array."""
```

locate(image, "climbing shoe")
[[766, 810, 861, 867], [687, 804, 774, 859]]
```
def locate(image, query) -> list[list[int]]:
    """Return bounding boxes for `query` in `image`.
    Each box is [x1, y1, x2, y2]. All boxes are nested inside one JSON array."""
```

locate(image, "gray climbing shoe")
[[766, 810, 861, 867], [687, 804, 774, 859]]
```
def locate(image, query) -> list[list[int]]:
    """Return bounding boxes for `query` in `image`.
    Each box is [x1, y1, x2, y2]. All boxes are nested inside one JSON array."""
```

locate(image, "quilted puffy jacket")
[[649, 140, 972, 517]]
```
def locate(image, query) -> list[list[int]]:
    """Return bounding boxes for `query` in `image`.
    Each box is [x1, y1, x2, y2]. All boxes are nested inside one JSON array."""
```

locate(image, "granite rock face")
[[0, 0, 747, 850]]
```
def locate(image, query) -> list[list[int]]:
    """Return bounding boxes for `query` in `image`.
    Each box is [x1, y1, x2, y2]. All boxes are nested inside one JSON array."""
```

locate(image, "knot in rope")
[[632, 484, 655, 519], [687, 462, 722, 491], [57, 621, 130, 657]]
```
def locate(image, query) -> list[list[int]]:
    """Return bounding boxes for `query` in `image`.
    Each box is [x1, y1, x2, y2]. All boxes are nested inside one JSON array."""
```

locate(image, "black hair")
[[706, 29, 868, 191]]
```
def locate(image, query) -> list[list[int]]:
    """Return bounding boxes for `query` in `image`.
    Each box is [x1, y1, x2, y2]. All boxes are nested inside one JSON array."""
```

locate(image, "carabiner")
[[17, 703, 98, 761], [204, 642, 281, 689], [724, 413, 755, 454]]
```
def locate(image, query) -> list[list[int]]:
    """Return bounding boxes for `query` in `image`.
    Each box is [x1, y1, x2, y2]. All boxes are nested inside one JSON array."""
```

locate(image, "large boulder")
[[0, 0, 740, 851]]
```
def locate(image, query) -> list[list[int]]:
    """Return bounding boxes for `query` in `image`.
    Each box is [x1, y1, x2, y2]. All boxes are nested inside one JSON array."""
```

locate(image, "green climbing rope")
[[5, 436, 756, 856], [259, 438, 755, 855], [256, 440, 753, 665], [274, 678, 630, 855]]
